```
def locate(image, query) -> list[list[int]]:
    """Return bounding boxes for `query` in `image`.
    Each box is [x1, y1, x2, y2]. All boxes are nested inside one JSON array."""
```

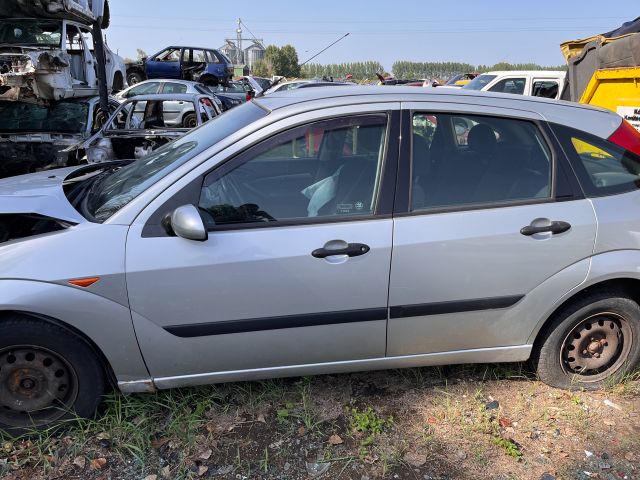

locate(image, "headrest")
[[467, 124, 497, 155]]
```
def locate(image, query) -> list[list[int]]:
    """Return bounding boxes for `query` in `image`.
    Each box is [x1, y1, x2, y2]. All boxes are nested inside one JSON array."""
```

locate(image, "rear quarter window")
[[553, 123, 640, 196]]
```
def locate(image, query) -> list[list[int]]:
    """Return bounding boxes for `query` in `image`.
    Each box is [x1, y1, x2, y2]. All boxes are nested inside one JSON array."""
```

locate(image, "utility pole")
[[224, 19, 264, 69], [236, 18, 242, 65]]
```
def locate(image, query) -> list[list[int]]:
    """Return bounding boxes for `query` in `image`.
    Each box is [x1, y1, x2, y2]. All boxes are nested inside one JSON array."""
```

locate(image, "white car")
[[0, 17, 126, 103], [463, 71, 566, 99]]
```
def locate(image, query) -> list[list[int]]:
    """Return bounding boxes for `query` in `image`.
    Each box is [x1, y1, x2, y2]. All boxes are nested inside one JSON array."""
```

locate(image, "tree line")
[[391, 61, 566, 80], [301, 62, 385, 80]]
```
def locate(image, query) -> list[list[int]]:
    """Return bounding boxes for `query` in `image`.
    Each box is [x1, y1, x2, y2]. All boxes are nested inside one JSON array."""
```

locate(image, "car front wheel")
[[535, 291, 640, 390], [0, 315, 106, 436]]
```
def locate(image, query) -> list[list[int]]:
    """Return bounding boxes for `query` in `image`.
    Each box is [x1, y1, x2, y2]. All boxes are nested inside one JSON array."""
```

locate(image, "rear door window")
[[411, 113, 552, 210], [553, 124, 640, 196], [162, 82, 188, 94], [488, 78, 526, 95], [532, 80, 559, 99]]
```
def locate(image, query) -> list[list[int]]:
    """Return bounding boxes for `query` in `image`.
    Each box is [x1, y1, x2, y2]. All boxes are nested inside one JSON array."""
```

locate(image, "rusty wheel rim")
[[560, 312, 633, 382], [0, 346, 79, 429]]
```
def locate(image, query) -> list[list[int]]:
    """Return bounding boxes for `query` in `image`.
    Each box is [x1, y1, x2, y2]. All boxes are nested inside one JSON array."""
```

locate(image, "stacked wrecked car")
[[0, 0, 125, 177]]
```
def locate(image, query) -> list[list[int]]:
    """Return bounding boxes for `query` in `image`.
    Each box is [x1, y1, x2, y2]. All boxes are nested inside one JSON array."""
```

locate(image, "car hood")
[[0, 166, 87, 223]]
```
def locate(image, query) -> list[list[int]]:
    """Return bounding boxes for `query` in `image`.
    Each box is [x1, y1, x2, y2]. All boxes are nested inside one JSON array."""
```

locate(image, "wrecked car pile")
[[0, 1, 124, 103], [0, 0, 131, 177]]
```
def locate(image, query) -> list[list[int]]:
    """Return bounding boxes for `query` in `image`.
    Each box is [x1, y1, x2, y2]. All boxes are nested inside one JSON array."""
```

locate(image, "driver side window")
[[198, 114, 388, 228]]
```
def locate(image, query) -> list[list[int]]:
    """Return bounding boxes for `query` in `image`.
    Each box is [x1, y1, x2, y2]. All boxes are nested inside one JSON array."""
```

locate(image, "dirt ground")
[[1, 364, 638, 480]]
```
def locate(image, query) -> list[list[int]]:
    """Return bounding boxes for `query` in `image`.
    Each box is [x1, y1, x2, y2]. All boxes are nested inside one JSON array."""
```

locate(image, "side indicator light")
[[68, 277, 100, 288]]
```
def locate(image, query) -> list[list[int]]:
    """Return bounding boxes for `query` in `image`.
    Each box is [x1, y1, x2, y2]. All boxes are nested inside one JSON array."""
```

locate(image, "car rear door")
[[125, 105, 400, 386], [386, 103, 597, 358]]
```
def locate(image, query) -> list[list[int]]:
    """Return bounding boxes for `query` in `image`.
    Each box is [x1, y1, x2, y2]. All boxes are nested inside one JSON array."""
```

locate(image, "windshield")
[[462, 74, 497, 91], [0, 20, 62, 47], [81, 102, 268, 222], [0, 101, 88, 133]]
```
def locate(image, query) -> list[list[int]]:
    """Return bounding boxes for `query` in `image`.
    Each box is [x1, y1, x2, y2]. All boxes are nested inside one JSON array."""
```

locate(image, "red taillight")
[[245, 93, 253, 101], [608, 119, 640, 156]]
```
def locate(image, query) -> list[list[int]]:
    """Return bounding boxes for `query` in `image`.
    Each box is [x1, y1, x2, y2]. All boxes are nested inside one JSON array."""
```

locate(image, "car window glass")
[[411, 113, 552, 211], [532, 80, 559, 99], [127, 82, 160, 97], [163, 82, 188, 94], [216, 83, 245, 94], [157, 48, 181, 62], [192, 50, 207, 62], [564, 132, 640, 192], [488, 78, 526, 95], [199, 114, 388, 227]]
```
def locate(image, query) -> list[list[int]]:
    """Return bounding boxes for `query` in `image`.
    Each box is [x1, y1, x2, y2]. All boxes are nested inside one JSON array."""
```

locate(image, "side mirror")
[[166, 205, 208, 241]]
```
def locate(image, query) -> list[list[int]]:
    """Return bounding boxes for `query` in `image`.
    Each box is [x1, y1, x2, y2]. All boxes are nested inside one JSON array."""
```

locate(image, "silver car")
[[1, 86, 640, 435], [113, 79, 223, 126]]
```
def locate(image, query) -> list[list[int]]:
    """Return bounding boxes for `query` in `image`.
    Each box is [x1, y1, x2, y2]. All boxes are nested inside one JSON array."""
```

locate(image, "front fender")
[[0, 279, 150, 387]]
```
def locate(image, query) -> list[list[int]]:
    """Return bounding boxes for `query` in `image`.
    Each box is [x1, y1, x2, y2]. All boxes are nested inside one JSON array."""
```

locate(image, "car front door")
[[125, 107, 400, 385], [146, 48, 183, 79], [387, 104, 597, 358]]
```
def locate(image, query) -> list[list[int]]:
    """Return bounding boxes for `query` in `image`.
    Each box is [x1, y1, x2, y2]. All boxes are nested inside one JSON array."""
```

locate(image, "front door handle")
[[520, 220, 571, 236], [312, 243, 370, 259]]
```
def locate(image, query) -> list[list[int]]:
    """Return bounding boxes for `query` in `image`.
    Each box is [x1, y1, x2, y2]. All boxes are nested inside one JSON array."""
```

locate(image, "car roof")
[[481, 71, 567, 76], [121, 93, 209, 102], [166, 46, 220, 51], [254, 85, 621, 137]]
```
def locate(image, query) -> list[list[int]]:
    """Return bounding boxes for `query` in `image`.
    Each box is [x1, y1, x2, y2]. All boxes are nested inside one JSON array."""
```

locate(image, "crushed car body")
[[67, 93, 220, 163], [0, 96, 118, 178], [0, 17, 125, 103]]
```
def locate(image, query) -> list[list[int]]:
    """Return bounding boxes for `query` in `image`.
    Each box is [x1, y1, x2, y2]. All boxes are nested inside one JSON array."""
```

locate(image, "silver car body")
[[70, 92, 219, 162], [113, 79, 223, 125], [0, 86, 633, 393]]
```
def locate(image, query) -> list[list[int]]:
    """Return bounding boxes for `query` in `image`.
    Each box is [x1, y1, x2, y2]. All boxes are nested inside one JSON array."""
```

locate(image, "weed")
[[350, 406, 392, 436], [492, 436, 522, 460]]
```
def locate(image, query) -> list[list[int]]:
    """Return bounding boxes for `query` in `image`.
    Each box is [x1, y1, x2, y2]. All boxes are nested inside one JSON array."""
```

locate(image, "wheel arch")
[[0, 309, 118, 389], [530, 277, 640, 353]]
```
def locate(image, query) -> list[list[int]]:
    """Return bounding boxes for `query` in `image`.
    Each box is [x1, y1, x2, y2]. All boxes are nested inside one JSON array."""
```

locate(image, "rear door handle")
[[312, 243, 370, 258], [520, 221, 571, 236]]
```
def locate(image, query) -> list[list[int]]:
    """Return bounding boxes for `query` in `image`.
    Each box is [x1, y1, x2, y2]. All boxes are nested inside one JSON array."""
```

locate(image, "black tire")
[[127, 71, 144, 86], [534, 291, 640, 390], [200, 75, 219, 87], [182, 112, 197, 129], [0, 315, 106, 437]]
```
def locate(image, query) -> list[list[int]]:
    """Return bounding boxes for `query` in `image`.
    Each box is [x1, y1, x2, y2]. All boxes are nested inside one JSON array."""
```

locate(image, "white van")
[[462, 71, 566, 99]]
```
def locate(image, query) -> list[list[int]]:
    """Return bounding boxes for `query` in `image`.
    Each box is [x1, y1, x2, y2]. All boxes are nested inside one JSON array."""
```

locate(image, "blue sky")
[[107, 0, 637, 71]]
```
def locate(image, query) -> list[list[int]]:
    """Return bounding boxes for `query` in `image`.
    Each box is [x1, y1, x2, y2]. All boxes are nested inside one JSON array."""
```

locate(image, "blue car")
[[126, 46, 234, 87]]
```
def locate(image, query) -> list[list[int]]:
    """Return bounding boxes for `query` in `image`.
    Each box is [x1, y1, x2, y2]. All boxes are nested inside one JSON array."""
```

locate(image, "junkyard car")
[[0, 17, 126, 102], [1, 86, 640, 435], [0, 96, 118, 177], [68, 92, 219, 162], [125, 46, 233, 87], [114, 79, 224, 120], [463, 70, 566, 99]]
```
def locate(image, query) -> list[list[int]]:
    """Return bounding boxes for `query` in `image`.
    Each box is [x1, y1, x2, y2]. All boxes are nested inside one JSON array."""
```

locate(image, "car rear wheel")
[[182, 112, 197, 129], [534, 291, 640, 390], [127, 71, 144, 86], [0, 316, 106, 436]]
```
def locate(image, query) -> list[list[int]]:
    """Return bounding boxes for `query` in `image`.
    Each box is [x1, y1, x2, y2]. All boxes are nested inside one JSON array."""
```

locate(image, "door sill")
[[123, 345, 532, 391]]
